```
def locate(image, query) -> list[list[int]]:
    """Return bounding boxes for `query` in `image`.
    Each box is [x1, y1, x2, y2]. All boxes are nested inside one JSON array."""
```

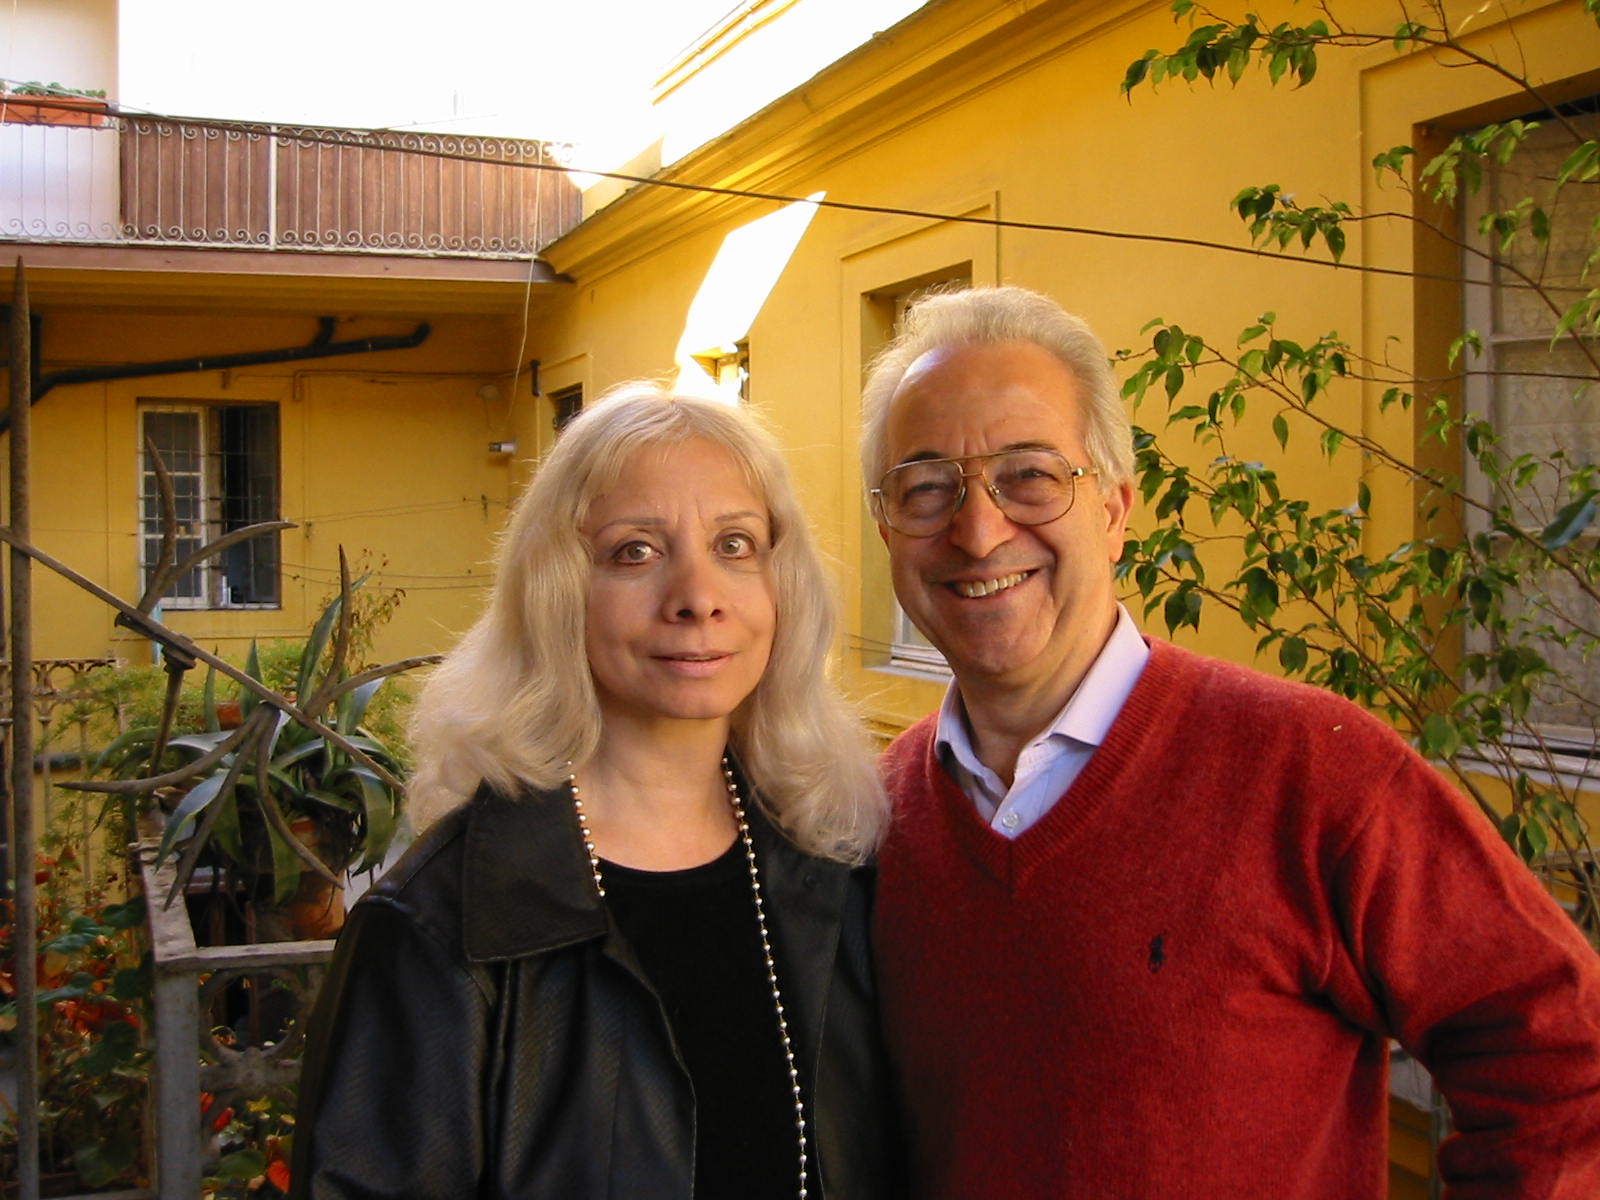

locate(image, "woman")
[[291, 383, 901, 1199]]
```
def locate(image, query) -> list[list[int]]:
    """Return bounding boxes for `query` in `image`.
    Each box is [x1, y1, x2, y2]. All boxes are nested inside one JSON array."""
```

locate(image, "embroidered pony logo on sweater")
[[1148, 933, 1166, 974]]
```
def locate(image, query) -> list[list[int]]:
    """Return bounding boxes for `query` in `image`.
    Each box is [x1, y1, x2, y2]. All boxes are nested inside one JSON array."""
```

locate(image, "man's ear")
[[1103, 479, 1134, 562], [877, 522, 890, 548]]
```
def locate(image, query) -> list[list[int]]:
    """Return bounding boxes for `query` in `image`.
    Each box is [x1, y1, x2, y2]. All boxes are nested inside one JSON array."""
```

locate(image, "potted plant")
[[76, 566, 427, 941], [0, 81, 109, 127]]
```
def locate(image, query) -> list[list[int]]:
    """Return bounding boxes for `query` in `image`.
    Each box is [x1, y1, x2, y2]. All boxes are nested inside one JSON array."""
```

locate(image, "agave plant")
[[82, 564, 433, 912]]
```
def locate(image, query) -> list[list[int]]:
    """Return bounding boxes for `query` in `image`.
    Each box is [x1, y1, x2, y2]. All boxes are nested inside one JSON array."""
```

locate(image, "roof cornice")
[[544, 0, 1155, 282]]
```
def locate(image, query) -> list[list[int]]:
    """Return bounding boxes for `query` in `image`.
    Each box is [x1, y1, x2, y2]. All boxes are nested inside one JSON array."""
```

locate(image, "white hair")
[[860, 285, 1134, 488], [408, 381, 888, 863]]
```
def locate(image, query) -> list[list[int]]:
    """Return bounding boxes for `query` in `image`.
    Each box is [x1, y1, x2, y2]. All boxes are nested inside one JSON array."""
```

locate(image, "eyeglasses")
[[870, 448, 1097, 537]]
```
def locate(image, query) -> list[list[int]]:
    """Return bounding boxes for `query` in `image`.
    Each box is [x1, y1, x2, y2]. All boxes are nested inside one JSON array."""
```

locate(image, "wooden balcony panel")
[[121, 119, 271, 245], [6, 115, 582, 258], [268, 132, 569, 255]]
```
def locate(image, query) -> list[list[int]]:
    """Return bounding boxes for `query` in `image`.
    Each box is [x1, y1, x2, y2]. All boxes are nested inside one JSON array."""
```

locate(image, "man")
[[862, 285, 1600, 1199]]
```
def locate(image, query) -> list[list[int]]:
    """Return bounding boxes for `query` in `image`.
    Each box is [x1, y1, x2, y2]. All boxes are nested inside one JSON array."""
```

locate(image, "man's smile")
[[949, 569, 1035, 599]]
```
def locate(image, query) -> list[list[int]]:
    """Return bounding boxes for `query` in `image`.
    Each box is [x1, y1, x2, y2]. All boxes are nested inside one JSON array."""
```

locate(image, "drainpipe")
[[5, 317, 432, 425]]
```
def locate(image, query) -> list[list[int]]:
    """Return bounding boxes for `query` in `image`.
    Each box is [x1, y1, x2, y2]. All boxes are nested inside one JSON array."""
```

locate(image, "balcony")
[[1, 99, 581, 260]]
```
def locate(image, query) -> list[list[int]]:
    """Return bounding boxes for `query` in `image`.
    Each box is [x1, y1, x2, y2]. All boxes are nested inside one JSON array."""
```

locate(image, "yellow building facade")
[[13, 303, 544, 665], [5, 0, 1597, 1194], [521, 8, 1598, 1191], [528, 0, 1599, 736]]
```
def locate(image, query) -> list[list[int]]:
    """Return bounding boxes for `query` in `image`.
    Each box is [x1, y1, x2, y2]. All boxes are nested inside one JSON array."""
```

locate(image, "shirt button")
[[1000, 811, 1020, 830]]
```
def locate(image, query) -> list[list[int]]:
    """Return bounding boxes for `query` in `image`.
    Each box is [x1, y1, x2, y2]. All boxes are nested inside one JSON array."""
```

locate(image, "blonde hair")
[[860, 284, 1134, 488], [408, 381, 887, 862]]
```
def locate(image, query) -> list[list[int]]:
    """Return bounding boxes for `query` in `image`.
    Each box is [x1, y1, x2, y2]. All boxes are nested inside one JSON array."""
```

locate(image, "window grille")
[[552, 384, 584, 432], [139, 403, 281, 609], [1461, 104, 1600, 753]]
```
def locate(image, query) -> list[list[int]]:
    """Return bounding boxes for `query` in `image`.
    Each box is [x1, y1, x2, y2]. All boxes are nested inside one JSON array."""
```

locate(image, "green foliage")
[[117, 590, 406, 903], [1423, 121, 1539, 205], [1230, 185, 1352, 260], [68, 569, 419, 909], [52, 661, 203, 752], [1116, 2, 1600, 938], [199, 1064, 295, 1197], [0, 79, 108, 98], [1, 817, 151, 1191], [1121, 5, 1329, 93], [1371, 144, 1414, 180], [1116, 311, 1598, 906]]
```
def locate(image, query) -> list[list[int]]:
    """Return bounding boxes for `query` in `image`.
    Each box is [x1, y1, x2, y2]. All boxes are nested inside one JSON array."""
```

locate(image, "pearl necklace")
[[568, 756, 810, 1199]]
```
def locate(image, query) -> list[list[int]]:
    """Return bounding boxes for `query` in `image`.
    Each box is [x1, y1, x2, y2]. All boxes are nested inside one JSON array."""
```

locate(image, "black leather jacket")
[[291, 777, 904, 1199]]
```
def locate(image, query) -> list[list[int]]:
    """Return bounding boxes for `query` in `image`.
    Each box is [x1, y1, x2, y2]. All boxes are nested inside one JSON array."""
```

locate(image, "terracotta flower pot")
[[259, 818, 347, 942], [0, 93, 109, 127]]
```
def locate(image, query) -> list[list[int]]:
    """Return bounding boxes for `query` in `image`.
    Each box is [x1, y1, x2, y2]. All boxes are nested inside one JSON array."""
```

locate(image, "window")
[[694, 340, 750, 401], [139, 403, 280, 608], [551, 384, 584, 432], [864, 270, 971, 675], [1462, 103, 1600, 751]]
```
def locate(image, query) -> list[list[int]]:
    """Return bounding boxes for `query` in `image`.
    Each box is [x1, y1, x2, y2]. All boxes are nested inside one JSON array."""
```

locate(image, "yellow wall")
[[532, 0, 1598, 739], [15, 308, 529, 668], [0, 0, 117, 96], [527, 11, 1598, 1187]]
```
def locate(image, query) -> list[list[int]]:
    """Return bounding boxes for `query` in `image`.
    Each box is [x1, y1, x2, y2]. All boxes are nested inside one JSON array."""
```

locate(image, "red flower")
[[266, 1159, 291, 1191]]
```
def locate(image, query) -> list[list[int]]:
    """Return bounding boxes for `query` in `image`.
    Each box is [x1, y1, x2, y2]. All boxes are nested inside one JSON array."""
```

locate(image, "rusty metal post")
[[9, 258, 39, 1200]]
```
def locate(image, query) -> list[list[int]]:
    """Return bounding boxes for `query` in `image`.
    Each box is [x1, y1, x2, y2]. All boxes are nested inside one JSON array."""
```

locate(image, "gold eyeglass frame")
[[870, 448, 1098, 537]]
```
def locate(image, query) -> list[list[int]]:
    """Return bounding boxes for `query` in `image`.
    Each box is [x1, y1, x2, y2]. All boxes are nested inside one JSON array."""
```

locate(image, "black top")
[[602, 837, 817, 1200]]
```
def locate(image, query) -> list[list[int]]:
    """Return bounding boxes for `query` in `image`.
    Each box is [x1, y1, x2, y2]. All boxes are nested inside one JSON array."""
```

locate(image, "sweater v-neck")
[[919, 640, 1190, 893]]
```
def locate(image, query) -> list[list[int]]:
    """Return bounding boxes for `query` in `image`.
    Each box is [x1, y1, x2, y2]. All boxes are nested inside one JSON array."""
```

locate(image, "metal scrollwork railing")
[[0, 657, 119, 879], [2, 109, 580, 256]]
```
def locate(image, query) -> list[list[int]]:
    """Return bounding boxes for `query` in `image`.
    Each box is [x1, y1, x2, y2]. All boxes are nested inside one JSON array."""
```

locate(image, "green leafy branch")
[[1125, 1, 1600, 363], [1125, 0, 1598, 144], [1123, 317, 1600, 610], [1116, 315, 1599, 919]]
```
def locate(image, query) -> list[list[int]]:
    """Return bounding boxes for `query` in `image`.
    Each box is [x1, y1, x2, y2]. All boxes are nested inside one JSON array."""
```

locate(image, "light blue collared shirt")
[[935, 605, 1150, 839]]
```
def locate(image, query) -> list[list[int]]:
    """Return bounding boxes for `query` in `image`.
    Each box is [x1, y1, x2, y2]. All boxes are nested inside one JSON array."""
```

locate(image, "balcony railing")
[[0, 105, 581, 258]]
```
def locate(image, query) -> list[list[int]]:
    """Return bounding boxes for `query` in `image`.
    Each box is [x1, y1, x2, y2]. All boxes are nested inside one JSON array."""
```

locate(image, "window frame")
[[1457, 103, 1600, 762], [551, 383, 584, 432], [138, 400, 282, 611], [864, 272, 971, 678]]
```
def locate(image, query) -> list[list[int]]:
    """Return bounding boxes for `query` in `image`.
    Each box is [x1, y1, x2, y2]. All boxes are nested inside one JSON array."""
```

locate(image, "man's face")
[[877, 340, 1132, 703]]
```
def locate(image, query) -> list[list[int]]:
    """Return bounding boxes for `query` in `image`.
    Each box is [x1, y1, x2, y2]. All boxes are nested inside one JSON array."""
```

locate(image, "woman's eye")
[[612, 541, 658, 564], [716, 532, 757, 558]]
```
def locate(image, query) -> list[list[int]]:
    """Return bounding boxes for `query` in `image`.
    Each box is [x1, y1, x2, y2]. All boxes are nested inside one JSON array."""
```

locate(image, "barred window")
[[139, 403, 280, 609], [1461, 103, 1600, 753]]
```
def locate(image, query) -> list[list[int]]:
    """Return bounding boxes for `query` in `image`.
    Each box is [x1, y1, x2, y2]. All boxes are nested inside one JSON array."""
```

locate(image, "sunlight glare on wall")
[[673, 193, 824, 400]]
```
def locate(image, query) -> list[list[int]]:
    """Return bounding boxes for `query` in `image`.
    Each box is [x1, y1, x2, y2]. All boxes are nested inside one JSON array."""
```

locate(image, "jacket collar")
[[461, 779, 607, 962], [459, 765, 851, 966]]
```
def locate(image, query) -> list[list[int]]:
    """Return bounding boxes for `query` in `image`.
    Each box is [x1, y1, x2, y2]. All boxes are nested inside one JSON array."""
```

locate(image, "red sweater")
[[875, 639, 1600, 1199]]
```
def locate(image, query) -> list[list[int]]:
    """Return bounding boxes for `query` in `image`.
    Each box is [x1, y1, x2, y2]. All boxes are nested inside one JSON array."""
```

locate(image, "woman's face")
[[581, 437, 777, 739]]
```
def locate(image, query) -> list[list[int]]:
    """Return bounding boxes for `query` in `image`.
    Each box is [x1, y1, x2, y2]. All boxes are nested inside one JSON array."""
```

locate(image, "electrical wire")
[[52, 102, 1516, 291]]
